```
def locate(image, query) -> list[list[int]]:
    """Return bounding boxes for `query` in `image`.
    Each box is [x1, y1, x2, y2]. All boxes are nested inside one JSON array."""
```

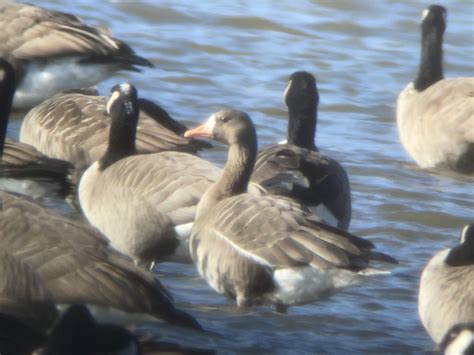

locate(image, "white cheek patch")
[[283, 79, 293, 103], [107, 91, 120, 115], [421, 9, 429, 20]]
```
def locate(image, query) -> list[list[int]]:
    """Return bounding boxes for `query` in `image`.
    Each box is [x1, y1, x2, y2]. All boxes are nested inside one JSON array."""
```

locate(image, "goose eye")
[[220, 116, 230, 123]]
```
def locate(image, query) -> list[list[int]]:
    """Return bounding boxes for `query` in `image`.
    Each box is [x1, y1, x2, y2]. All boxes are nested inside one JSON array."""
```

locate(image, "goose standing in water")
[[251, 71, 351, 230], [396, 5, 474, 173], [0, 58, 73, 198], [418, 224, 474, 345], [0, 191, 202, 331], [184, 109, 396, 310], [79, 83, 222, 267], [0, 1, 153, 109], [20, 90, 211, 184]]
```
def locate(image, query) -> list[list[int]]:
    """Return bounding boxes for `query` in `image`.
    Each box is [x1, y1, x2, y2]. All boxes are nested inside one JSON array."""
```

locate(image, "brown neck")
[[197, 139, 257, 218]]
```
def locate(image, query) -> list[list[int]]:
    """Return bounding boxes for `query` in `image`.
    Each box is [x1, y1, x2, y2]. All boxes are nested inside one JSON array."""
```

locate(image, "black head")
[[107, 82, 139, 119], [283, 71, 318, 150], [284, 71, 318, 110], [100, 83, 139, 170], [421, 5, 447, 35], [445, 224, 474, 267], [185, 109, 257, 147]]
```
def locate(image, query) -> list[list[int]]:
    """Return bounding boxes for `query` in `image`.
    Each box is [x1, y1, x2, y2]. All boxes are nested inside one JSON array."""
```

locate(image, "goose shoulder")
[[0, 252, 58, 332], [398, 78, 474, 132], [0, 252, 57, 354], [0, 2, 151, 68], [0, 191, 201, 330], [82, 151, 220, 211], [20, 93, 211, 171], [418, 226, 474, 343], [252, 143, 351, 230], [193, 193, 374, 271], [191, 192, 391, 307]]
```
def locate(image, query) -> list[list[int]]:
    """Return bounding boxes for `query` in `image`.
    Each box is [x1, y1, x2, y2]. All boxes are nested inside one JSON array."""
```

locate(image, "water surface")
[[12, 0, 474, 353]]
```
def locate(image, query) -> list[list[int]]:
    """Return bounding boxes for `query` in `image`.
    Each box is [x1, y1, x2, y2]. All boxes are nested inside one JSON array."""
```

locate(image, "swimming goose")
[[418, 224, 474, 344], [0, 57, 73, 198], [439, 323, 474, 355], [0, 1, 153, 109], [20, 90, 211, 183], [79, 83, 221, 267], [251, 71, 351, 230], [0, 191, 202, 331], [0, 252, 57, 355], [397, 5, 474, 173], [184, 109, 396, 310]]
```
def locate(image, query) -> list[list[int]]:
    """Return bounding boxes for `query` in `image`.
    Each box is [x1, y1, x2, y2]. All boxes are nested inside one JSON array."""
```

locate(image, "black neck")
[[414, 22, 444, 91], [0, 60, 15, 158], [99, 106, 138, 171], [287, 104, 317, 150]]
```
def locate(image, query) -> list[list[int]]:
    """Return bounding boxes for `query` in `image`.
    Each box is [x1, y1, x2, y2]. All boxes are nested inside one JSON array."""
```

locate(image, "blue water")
[[12, 0, 474, 353]]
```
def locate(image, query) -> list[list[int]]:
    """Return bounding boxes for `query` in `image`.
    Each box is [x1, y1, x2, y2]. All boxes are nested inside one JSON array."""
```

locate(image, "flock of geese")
[[0, 1, 472, 354]]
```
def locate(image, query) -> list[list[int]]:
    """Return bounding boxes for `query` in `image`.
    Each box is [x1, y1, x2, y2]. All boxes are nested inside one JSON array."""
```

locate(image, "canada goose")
[[0, 191, 202, 331], [439, 323, 474, 355], [0, 1, 153, 109], [396, 5, 474, 173], [0, 57, 73, 198], [418, 224, 474, 344], [79, 83, 221, 267], [0, 252, 57, 355], [184, 109, 396, 310], [251, 71, 351, 230], [20, 90, 211, 184]]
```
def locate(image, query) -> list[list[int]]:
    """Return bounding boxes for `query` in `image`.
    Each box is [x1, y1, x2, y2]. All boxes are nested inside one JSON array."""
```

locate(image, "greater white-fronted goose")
[[0, 191, 202, 331], [0, 252, 57, 355], [251, 71, 351, 230], [0, 1, 153, 109], [397, 5, 474, 173], [0, 57, 73, 198], [418, 224, 474, 344], [79, 83, 221, 267], [184, 109, 396, 310], [439, 323, 474, 355], [20, 90, 211, 184]]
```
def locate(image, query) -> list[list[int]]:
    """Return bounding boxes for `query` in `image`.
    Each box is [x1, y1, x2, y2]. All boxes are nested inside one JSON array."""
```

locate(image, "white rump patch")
[[269, 266, 361, 305], [13, 57, 116, 109], [278, 139, 288, 145], [0, 177, 59, 199]]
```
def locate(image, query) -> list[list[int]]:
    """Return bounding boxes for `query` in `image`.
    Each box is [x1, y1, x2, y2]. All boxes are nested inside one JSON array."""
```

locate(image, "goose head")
[[184, 109, 256, 148], [99, 83, 139, 170], [444, 224, 474, 267]]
